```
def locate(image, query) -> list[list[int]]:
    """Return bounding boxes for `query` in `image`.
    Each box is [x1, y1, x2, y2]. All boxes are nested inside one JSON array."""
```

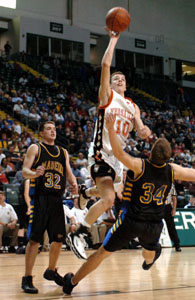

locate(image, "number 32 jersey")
[[31, 143, 66, 197], [88, 89, 136, 182]]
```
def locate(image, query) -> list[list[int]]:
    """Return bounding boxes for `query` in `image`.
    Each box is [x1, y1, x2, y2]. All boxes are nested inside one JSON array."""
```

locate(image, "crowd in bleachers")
[[0, 52, 194, 253]]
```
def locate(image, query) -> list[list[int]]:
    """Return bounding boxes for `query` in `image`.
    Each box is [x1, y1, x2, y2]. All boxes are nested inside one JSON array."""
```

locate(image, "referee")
[[164, 183, 181, 252]]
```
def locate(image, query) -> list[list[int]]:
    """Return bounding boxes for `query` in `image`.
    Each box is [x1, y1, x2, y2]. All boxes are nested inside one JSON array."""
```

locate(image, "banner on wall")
[[159, 220, 172, 247], [160, 209, 195, 247], [174, 209, 195, 246]]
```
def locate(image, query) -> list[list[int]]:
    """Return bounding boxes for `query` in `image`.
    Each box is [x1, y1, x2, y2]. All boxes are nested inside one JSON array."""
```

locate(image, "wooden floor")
[[0, 247, 195, 300]]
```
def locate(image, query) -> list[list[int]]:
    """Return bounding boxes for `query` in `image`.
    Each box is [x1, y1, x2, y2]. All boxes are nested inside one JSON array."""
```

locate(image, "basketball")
[[106, 7, 130, 33]]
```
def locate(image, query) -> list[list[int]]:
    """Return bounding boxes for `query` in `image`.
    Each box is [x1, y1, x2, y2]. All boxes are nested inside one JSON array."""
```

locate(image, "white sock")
[[82, 220, 91, 228]]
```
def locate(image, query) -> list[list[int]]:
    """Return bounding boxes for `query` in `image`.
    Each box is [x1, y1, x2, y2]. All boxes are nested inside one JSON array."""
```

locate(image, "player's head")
[[39, 121, 56, 142], [150, 138, 172, 165], [110, 72, 126, 93]]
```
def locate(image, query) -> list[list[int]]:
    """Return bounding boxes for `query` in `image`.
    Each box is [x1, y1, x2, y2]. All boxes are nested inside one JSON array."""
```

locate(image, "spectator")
[[6, 144, 20, 163], [1, 157, 15, 178], [80, 162, 92, 188], [0, 148, 6, 164], [71, 162, 81, 182], [0, 133, 9, 149], [13, 100, 23, 116], [184, 196, 195, 208], [12, 170, 24, 185], [4, 41, 12, 59], [0, 165, 9, 187], [76, 152, 88, 168], [63, 204, 76, 234], [55, 111, 64, 124], [28, 108, 41, 130], [12, 92, 23, 104], [13, 120, 22, 135], [19, 74, 28, 87], [5, 154, 15, 171], [1, 121, 12, 140], [0, 190, 19, 253], [4, 114, 13, 128]]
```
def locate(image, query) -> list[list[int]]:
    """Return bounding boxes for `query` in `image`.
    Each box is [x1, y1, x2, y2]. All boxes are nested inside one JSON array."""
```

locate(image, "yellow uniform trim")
[[34, 144, 41, 164], [129, 159, 145, 182], [149, 160, 166, 168], [123, 192, 131, 196], [122, 196, 131, 201], [126, 182, 133, 187], [39, 142, 60, 158]]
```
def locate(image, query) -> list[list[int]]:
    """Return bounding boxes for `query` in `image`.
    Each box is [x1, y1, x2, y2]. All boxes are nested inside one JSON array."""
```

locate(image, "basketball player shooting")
[[66, 8, 151, 261]]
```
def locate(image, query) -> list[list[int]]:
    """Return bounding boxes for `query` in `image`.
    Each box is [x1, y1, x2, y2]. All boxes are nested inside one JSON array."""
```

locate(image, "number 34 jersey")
[[123, 159, 174, 222], [31, 143, 66, 197]]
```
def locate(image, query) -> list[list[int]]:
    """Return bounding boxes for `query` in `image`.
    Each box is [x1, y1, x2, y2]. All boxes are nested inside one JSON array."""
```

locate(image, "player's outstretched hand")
[[105, 113, 116, 130], [104, 27, 120, 38], [139, 125, 151, 139]]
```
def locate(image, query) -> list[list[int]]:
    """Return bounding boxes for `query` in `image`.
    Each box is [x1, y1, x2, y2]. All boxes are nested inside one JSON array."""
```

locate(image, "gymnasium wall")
[[73, 0, 194, 62], [14, 0, 68, 20], [0, 0, 194, 62]]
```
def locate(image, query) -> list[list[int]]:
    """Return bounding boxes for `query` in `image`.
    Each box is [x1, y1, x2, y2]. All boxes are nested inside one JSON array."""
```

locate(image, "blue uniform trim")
[[27, 199, 34, 240], [103, 207, 126, 248]]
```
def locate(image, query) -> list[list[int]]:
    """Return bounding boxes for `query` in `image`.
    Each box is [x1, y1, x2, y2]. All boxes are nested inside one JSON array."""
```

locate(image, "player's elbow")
[[22, 168, 26, 177], [101, 62, 110, 69], [22, 168, 29, 179]]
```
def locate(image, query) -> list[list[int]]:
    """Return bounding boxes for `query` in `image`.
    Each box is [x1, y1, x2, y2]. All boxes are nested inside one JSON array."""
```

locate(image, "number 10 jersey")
[[88, 89, 136, 184]]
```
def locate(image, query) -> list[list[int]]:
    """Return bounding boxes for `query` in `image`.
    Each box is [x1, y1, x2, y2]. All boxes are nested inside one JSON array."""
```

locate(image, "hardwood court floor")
[[0, 247, 195, 300]]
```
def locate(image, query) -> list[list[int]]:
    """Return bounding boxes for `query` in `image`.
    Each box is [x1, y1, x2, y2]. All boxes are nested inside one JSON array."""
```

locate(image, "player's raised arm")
[[171, 163, 195, 182], [106, 113, 142, 174], [99, 29, 120, 107]]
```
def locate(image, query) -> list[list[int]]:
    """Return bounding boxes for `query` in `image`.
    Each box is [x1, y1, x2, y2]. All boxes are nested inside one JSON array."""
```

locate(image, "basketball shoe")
[[21, 276, 38, 294], [66, 225, 89, 260], [63, 272, 77, 295], [43, 268, 64, 286], [78, 184, 90, 210], [142, 244, 162, 270]]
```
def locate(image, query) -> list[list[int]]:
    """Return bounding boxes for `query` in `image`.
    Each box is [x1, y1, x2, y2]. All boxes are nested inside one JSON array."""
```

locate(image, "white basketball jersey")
[[91, 89, 135, 154], [88, 89, 136, 184]]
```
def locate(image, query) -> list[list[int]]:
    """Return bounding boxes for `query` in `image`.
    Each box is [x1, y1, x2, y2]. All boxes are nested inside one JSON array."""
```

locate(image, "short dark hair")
[[150, 138, 172, 165], [110, 71, 125, 83], [38, 121, 55, 133]]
